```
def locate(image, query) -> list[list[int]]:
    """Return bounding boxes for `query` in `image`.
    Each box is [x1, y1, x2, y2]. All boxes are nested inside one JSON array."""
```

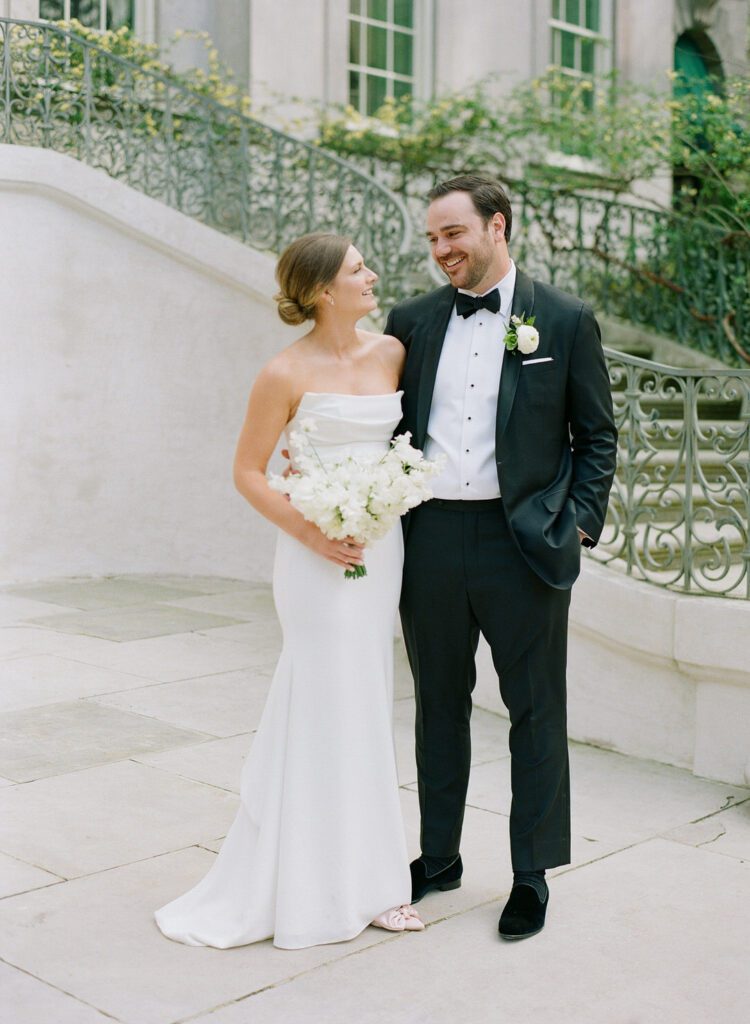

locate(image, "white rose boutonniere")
[[503, 313, 539, 355]]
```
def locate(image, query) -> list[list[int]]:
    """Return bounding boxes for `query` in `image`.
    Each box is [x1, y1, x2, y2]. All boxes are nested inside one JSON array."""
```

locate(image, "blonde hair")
[[274, 233, 352, 326]]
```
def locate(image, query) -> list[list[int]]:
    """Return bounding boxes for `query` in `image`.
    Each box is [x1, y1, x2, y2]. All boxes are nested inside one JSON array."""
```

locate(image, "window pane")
[[394, 79, 411, 100], [367, 24, 388, 70], [70, 0, 100, 26], [368, 0, 388, 22], [40, 1, 64, 17], [350, 0, 361, 14], [394, 0, 414, 27], [349, 19, 361, 64], [366, 74, 387, 115], [394, 31, 413, 76], [560, 29, 576, 68], [552, 0, 560, 18], [107, 0, 133, 29], [585, 0, 600, 31], [564, 0, 580, 25], [580, 37, 595, 74], [349, 69, 361, 112]]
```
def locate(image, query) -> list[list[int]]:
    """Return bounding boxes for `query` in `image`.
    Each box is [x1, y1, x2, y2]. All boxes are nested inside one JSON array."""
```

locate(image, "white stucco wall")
[[0, 145, 299, 584]]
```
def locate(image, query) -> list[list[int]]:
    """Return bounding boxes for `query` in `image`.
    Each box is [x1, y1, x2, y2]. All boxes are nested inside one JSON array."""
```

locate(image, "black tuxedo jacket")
[[384, 268, 618, 590]]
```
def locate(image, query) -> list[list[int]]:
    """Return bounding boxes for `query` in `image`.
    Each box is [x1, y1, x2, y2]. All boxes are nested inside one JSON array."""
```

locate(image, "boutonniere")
[[503, 313, 539, 355]]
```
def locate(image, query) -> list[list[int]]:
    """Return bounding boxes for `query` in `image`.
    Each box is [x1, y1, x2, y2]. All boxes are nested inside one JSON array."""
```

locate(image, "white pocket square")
[[521, 357, 554, 365]]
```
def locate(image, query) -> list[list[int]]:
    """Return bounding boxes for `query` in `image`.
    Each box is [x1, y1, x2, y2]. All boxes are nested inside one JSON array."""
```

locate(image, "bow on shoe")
[[371, 904, 425, 932]]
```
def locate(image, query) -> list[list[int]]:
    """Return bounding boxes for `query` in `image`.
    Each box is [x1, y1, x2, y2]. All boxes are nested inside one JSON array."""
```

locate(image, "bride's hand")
[[302, 526, 365, 569]]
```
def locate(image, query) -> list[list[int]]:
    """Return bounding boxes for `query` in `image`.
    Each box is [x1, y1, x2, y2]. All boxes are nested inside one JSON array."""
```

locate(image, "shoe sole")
[[498, 924, 544, 941], [411, 879, 462, 904]]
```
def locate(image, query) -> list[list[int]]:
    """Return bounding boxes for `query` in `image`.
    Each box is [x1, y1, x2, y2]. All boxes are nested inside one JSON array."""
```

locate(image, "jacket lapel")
[[416, 285, 456, 448], [495, 267, 535, 446]]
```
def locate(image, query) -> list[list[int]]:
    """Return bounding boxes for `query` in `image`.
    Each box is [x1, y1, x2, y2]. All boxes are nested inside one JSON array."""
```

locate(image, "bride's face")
[[326, 246, 379, 317]]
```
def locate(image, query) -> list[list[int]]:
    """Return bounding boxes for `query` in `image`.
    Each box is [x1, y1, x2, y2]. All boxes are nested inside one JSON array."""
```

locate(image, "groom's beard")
[[437, 239, 495, 291]]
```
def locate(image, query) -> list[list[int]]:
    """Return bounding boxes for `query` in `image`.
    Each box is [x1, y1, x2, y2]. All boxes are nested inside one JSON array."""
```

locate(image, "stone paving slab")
[[1, 574, 748, 1024], [0, 759, 238, 878], [0, 653, 163, 713], [26, 605, 246, 642], [0, 700, 209, 782], [665, 800, 750, 862], [188, 838, 750, 1024], [0, 593, 78, 625], [111, 575, 260, 595], [0, 626, 66, 659], [4, 578, 205, 611], [135, 733, 255, 794], [0, 848, 404, 1024], [44, 631, 267, 682], [162, 589, 277, 619], [88, 668, 273, 738], [0, 850, 63, 900], [195, 620, 283, 649], [0, 961, 114, 1024]]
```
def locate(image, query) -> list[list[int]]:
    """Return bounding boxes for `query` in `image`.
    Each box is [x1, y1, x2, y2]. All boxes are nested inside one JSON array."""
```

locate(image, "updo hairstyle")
[[274, 232, 352, 326]]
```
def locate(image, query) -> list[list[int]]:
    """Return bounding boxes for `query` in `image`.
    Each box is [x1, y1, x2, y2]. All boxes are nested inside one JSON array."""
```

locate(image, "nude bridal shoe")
[[371, 905, 425, 932]]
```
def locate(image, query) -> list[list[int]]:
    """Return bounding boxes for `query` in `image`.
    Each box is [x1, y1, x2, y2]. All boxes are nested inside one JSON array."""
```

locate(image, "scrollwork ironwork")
[[593, 349, 750, 598]]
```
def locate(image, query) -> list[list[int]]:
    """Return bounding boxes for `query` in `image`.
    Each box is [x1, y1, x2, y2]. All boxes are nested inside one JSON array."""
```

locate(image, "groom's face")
[[426, 191, 505, 292]]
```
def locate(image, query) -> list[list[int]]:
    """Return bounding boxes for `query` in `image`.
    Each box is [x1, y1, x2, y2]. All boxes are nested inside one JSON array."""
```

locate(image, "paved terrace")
[[0, 575, 748, 1024]]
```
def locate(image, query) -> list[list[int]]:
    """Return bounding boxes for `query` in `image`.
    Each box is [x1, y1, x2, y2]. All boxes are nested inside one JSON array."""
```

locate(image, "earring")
[[328, 297, 335, 306]]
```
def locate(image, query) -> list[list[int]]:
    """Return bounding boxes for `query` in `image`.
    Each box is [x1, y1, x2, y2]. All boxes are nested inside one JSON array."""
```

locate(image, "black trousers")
[[400, 498, 572, 872]]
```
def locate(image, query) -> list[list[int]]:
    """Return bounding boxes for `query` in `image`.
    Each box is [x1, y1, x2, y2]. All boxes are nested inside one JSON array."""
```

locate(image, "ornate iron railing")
[[512, 186, 750, 369], [593, 348, 750, 598], [0, 16, 412, 306]]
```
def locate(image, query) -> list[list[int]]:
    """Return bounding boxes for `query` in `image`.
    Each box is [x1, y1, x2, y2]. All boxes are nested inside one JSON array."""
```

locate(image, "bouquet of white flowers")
[[269, 420, 444, 578]]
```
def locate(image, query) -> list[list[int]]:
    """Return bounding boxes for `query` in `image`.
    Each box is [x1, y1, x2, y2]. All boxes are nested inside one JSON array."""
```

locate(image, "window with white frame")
[[39, 1, 134, 31], [348, 0, 418, 116], [550, 0, 612, 105]]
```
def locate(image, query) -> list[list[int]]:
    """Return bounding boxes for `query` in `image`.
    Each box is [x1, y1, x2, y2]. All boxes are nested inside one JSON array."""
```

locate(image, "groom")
[[385, 174, 617, 940]]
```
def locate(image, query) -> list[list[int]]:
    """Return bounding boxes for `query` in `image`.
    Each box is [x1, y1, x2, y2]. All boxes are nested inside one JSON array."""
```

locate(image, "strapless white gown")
[[154, 392, 411, 950]]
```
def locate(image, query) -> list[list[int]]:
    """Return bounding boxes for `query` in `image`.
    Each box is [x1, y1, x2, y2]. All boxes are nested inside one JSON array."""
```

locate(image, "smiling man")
[[385, 174, 617, 941]]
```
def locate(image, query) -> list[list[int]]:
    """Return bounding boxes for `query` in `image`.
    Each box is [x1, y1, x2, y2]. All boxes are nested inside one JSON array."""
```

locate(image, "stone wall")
[[0, 145, 297, 584]]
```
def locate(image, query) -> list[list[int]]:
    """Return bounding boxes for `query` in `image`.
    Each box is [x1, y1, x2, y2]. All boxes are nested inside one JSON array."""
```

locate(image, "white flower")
[[267, 433, 443, 576], [516, 325, 540, 354], [511, 314, 522, 326], [299, 417, 317, 433]]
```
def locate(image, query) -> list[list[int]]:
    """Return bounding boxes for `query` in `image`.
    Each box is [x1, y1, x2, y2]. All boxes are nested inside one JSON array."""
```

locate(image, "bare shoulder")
[[359, 329, 406, 373], [253, 337, 312, 394]]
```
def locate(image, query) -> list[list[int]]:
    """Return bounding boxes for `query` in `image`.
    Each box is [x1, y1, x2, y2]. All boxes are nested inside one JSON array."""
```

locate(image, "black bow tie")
[[455, 288, 501, 318]]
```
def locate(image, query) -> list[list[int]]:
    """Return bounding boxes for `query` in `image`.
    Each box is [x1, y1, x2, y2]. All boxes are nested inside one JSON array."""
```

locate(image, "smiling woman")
[[152, 231, 423, 949]]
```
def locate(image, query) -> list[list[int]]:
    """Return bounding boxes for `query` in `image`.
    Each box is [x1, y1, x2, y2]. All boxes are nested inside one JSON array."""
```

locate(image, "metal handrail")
[[0, 16, 412, 304], [512, 185, 750, 369], [594, 347, 750, 598]]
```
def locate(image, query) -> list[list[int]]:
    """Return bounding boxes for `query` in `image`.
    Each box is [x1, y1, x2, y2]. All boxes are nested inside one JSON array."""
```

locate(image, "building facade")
[[7, 0, 748, 109]]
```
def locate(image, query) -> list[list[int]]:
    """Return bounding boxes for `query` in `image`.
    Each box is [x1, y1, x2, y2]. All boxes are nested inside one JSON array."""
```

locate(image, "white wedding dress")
[[154, 391, 412, 950]]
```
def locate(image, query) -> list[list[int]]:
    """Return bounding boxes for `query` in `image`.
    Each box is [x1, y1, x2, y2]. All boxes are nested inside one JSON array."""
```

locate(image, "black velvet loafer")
[[410, 855, 463, 904], [498, 884, 548, 940]]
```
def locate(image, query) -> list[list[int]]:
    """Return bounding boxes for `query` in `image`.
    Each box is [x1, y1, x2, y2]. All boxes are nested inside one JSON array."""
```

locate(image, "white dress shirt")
[[425, 262, 516, 499]]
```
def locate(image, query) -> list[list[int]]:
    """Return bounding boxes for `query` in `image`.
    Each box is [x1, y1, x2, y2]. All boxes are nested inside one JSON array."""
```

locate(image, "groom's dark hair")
[[428, 174, 512, 242]]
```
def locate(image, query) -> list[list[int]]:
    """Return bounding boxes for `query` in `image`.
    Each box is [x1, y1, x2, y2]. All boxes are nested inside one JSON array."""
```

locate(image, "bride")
[[154, 233, 423, 950]]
